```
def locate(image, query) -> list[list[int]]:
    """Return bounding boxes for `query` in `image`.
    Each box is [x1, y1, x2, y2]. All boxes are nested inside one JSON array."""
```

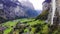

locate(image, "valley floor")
[[0, 18, 60, 34]]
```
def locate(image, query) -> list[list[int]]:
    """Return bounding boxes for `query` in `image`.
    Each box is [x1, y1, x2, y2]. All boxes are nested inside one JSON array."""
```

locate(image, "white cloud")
[[18, 0, 45, 10], [29, 0, 45, 10]]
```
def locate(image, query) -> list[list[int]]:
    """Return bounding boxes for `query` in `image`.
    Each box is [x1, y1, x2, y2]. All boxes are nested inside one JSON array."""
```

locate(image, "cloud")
[[18, 0, 45, 10], [29, 0, 45, 10]]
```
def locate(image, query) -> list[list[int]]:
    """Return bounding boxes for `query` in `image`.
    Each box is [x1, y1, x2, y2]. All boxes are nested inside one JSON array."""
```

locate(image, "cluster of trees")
[[35, 9, 49, 20]]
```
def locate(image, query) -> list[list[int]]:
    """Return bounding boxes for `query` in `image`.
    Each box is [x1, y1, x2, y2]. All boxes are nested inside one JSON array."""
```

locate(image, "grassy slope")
[[1, 18, 49, 34], [23, 20, 49, 34], [2, 20, 20, 34]]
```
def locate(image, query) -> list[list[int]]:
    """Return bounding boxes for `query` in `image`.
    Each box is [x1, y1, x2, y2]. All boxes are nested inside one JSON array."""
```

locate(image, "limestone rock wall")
[[56, 0, 60, 24], [42, 0, 52, 23]]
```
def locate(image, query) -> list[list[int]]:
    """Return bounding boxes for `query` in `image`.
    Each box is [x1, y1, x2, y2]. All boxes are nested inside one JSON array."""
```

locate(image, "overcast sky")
[[18, 0, 45, 10]]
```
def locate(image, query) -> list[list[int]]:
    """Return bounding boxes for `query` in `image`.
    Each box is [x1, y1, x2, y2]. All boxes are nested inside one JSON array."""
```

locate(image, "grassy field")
[[1, 18, 49, 34], [3, 20, 20, 34]]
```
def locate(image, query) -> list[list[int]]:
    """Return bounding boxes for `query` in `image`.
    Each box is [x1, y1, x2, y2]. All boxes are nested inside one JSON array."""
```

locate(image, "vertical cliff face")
[[56, 0, 60, 24], [42, 0, 60, 25], [42, 0, 52, 21], [42, 0, 51, 11], [42, 2, 50, 11], [56, 0, 60, 16]]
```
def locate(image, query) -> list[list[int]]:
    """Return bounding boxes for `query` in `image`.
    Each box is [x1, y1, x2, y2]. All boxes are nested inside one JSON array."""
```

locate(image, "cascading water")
[[51, 0, 56, 25]]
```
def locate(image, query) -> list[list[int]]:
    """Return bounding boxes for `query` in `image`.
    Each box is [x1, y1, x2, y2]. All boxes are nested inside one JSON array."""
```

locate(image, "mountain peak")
[[19, 0, 34, 9]]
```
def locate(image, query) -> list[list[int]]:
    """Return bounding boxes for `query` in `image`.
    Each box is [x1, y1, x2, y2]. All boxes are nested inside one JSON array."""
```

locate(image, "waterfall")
[[51, 0, 56, 25]]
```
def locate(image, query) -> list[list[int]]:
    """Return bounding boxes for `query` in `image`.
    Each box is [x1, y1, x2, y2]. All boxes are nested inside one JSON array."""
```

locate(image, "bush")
[[35, 9, 49, 20]]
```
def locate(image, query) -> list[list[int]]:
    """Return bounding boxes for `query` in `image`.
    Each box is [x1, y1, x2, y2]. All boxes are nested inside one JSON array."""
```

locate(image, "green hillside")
[[0, 18, 49, 34], [0, 18, 60, 34]]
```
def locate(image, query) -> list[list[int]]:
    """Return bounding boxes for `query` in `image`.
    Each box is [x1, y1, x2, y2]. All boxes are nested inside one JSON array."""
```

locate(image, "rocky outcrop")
[[55, 0, 60, 24], [39, 0, 51, 21], [43, 0, 60, 25]]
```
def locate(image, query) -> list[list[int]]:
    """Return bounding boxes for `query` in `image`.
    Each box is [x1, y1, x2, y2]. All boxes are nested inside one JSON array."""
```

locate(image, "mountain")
[[0, 0, 38, 23], [35, 10, 42, 15], [19, 0, 34, 9], [35, 0, 51, 20], [45, 0, 51, 3]]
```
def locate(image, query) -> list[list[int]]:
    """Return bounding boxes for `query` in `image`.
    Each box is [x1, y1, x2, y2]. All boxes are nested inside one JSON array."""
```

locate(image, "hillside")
[[0, 0, 39, 23], [0, 18, 49, 34], [0, 18, 60, 34]]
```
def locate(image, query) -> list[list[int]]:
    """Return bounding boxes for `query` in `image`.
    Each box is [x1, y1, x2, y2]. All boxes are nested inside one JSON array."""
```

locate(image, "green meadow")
[[0, 18, 49, 34]]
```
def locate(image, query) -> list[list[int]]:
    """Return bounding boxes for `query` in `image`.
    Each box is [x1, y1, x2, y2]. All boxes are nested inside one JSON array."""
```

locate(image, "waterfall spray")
[[51, 0, 56, 25]]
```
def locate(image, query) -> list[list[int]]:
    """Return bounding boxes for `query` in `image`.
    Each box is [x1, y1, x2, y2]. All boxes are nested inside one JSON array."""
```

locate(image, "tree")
[[35, 9, 49, 20]]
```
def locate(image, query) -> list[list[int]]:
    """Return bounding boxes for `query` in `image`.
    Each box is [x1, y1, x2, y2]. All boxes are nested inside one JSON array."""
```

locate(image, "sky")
[[18, 0, 45, 10]]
